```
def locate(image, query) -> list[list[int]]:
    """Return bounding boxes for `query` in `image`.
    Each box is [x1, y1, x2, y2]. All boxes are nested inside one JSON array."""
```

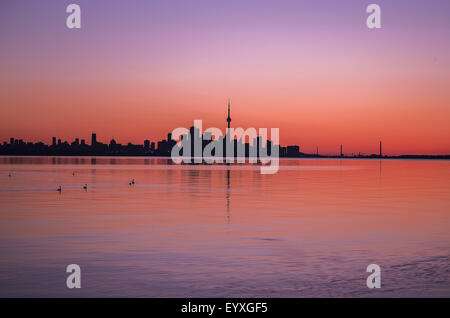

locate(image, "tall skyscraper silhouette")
[[380, 141, 382, 158], [91, 133, 97, 146], [227, 98, 231, 130]]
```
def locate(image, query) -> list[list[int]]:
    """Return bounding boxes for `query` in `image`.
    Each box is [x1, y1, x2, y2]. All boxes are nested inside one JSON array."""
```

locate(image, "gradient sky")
[[1, 0, 450, 155]]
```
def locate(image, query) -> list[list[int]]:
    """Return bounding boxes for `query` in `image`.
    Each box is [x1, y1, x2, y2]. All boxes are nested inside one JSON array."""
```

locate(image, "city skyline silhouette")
[[2, 101, 450, 159]]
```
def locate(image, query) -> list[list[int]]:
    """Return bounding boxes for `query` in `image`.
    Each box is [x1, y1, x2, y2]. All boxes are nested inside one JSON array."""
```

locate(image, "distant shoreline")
[[1, 154, 449, 160]]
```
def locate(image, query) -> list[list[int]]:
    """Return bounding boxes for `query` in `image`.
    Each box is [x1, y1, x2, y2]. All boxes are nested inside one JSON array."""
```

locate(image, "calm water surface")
[[0, 157, 449, 297]]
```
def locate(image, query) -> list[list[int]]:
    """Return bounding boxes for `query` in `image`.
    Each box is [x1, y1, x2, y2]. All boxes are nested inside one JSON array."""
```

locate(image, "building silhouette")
[[3, 101, 433, 159], [227, 98, 232, 130], [380, 141, 382, 158], [91, 133, 97, 146]]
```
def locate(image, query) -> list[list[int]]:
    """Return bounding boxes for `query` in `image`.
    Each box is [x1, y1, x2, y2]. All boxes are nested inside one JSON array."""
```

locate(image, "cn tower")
[[227, 98, 232, 129]]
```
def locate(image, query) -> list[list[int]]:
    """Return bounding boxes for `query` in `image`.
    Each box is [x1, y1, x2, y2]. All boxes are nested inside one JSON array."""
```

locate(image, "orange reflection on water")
[[0, 157, 449, 297]]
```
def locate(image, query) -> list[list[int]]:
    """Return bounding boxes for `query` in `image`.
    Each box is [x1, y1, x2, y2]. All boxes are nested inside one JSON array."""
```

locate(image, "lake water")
[[0, 156, 449, 297]]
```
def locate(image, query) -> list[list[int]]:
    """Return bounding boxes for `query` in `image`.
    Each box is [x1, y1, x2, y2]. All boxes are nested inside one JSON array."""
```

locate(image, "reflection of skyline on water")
[[0, 157, 449, 297], [226, 169, 230, 224]]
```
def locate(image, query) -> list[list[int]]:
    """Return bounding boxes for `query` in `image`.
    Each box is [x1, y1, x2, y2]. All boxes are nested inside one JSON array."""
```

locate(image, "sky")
[[0, 0, 450, 155]]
